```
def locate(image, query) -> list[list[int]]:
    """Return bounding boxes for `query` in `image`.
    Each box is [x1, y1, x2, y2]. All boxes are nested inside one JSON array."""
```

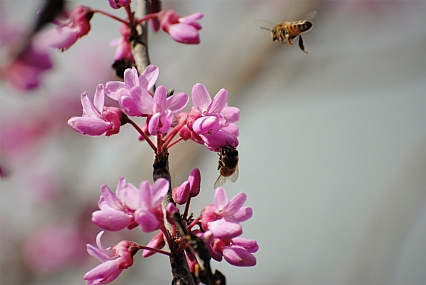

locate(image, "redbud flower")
[[201, 187, 252, 239], [3, 47, 53, 91], [92, 177, 137, 231], [84, 232, 139, 285], [188, 84, 240, 151], [212, 238, 258, 267], [142, 231, 165, 258], [68, 84, 125, 136], [41, 6, 93, 50], [158, 10, 203, 44], [110, 23, 134, 63], [147, 86, 189, 135], [108, 0, 131, 9], [134, 178, 169, 232]]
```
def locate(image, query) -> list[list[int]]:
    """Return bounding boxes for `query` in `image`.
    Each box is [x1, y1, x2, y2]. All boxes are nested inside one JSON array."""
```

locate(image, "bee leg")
[[298, 35, 307, 53]]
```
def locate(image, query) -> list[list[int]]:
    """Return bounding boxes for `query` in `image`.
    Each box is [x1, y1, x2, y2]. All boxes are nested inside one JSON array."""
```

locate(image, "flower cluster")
[[68, 65, 240, 154], [84, 170, 257, 284]]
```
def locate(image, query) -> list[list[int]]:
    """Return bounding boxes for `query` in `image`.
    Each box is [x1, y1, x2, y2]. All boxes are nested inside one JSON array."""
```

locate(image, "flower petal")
[[192, 83, 211, 112], [208, 218, 242, 239], [207, 88, 228, 114], [222, 246, 256, 267], [166, 92, 189, 113], [135, 209, 160, 233], [214, 187, 228, 213], [68, 116, 110, 136], [92, 210, 132, 231]]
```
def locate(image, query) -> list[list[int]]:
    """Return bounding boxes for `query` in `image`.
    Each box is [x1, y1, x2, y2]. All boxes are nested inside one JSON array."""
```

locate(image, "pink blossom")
[[146, 86, 189, 135], [84, 232, 139, 285], [92, 177, 137, 231], [108, 0, 131, 9], [158, 10, 203, 44], [110, 24, 134, 63], [105, 66, 158, 116], [187, 84, 240, 151], [68, 84, 125, 136], [40, 6, 93, 50], [212, 238, 258, 267], [172, 181, 190, 205], [142, 230, 165, 257], [134, 179, 169, 232], [1, 43, 53, 91], [201, 187, 252, 239]]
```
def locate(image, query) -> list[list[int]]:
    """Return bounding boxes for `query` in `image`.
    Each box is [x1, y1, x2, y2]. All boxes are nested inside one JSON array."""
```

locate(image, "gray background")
[[1, 1, 426, 285]]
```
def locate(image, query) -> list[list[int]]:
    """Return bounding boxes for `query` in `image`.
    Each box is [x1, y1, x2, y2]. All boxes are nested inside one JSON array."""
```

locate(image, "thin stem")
[[187, 216, 201, 231], [90, 9, 129, 25], [165, 137, 183, 149], [138, 245, 171, 256], [136, 12, 160, 25], [160, 227, 173, 250], [162, 116, 187, 148], [127, 118, 157, 153], [157, 134, 163, 155], [183, 197, 192, 220]]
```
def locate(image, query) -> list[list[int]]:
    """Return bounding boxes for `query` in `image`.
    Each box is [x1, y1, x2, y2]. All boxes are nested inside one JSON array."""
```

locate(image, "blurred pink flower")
[[158, 10, 203, 44], [40, 5, 93, 50], [1, 43, 53, 91], [68, 84, 125, 136], [23, 222, 84, 274], [110, 23, 134, 63], [108, 0, 131, 9]]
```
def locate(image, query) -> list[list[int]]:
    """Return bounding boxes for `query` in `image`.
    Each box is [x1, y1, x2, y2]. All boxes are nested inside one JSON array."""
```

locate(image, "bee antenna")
[[259, 27, 271, 31]]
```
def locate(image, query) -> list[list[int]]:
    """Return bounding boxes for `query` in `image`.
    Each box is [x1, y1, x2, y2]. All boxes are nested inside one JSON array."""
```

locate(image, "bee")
[[260, 11, 317, 53], [214, 146, 239, 188]]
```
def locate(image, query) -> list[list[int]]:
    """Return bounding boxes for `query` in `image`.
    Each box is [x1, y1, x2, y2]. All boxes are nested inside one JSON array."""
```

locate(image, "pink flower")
[[41, 6, 93, 50], [92, 177, 169, 233], [187, 84, 240, 151], [110, 24, 134, 63], [108, 0, 131, 9], [105, 66, 158, 116], [146, 86, 189, 135], [158, 10, 203, 44], [92, 177, 137, 231], [84, 232, 139, 285], [201, 187, 252, 239], [212, 238, 258, 267], [142, 231, 165, 257], [68, 84, 125, 136], [172, 168, 201, 204], [1, 43, 53, 91], [134, 179, 169, 232]]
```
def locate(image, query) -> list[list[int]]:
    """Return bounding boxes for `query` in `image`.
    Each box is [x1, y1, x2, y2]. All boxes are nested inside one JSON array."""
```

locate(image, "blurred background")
[[1, 1, 426, 285]]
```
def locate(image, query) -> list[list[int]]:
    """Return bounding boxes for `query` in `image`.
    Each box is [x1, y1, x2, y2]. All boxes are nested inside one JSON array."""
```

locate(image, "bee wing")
[[302, 11, 317, 21], [229, 166, 239, 183], [214, 175, 228, 189]]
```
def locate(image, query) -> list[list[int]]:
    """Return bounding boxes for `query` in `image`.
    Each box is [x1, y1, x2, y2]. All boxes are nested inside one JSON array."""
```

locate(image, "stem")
[[138, 245, 171, 256], [165, 137, 184, 149], [130, 0, 151, 75], [90, 9, 129, 25], [162, 116, 187, 148], [136, 12, 160, 25], [126, 118, 157, 152], [183, 197, 192, 220]]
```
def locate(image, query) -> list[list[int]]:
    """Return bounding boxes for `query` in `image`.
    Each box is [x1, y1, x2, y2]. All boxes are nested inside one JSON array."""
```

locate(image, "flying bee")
[[260, 11, 317, 53], [214, 146, 239, 188]]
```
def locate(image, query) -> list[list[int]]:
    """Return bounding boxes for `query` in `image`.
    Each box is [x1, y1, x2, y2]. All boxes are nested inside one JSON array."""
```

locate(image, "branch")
[[130, 0, 151, 74]]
